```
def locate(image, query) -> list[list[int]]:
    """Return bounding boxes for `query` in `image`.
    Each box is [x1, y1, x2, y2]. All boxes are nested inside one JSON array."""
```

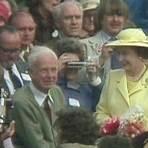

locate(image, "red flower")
[[121, 122, 145, 138], [100, 118, 120, 136]]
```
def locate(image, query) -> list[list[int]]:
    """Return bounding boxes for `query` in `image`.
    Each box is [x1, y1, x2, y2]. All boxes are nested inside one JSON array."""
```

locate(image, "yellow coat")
[[95, 68, 148, 127]]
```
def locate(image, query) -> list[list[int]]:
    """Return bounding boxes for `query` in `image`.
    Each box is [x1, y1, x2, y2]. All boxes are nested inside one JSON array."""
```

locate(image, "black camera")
[[67, 61, 91, 68]]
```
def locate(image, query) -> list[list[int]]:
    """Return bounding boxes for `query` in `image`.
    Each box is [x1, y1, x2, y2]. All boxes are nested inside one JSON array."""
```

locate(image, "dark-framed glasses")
[[0, 45, 20, 53]]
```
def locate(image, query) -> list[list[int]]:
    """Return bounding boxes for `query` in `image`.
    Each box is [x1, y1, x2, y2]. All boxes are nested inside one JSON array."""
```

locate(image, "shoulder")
[[13, 85, 32, 103], [81, 33, 101, 44], [109, 69, 125, 78], [49, 85, 66, 109], [50, 85, 63, 94], [105, 69, 125, 85], [49, 85, 65, 102], [59, 143, 96, 148]]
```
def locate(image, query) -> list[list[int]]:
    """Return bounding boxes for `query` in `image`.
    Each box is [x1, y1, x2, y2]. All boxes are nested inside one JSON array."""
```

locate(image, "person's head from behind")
[[0, 25, 21, 69], [56, 38, 84, 81], [96, 135, 133, 148], [53, 1, 83, 37], [9, 9, 37, 48], [55, 107, 99, 145], [28, 46, 58, 93], [132, 132, 148, 148], [97, 0, 128, 36]]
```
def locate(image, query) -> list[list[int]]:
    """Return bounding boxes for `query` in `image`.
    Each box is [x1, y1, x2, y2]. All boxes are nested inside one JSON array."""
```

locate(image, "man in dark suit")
[[12, 46, 65, 148], [10, 10, 37, 84], [0, 25, 25, 97]]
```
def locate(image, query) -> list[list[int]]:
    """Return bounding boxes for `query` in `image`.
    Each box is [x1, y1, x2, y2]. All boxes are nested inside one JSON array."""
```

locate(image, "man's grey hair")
[[52, 0, 83, 22], [28, 45, 57, 70], [9, 9, 36, 26]]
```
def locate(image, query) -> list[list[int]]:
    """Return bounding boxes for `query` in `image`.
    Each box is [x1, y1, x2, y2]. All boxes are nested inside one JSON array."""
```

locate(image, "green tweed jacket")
[[12, 84, 66, 148]]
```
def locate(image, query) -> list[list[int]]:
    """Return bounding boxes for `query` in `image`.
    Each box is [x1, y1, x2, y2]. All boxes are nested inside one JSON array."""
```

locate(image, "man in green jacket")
[[12, 46, 65, 148]]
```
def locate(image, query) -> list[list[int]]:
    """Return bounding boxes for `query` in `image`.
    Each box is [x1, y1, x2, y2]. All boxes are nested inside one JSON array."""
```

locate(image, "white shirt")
[[29, 82, 54, 107], [4, 64, 24, 95], [3, 138, 14, 148], [30, 82, 46, 106]]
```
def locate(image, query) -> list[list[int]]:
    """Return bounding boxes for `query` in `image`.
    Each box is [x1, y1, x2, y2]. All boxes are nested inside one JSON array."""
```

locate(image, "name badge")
[[69, 98, 80, 107], [21, 73, 31, 81]]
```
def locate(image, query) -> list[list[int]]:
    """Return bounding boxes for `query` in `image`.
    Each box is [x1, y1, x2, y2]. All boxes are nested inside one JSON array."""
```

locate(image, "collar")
[[67, 81, 80, 90], [19, 44, 33, 62], [100, 30, 113, 41], [30, 82, 47, 106]]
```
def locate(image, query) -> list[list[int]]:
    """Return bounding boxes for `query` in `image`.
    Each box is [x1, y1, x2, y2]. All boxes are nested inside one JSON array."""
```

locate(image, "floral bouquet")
[[100, 106, 146, 138]]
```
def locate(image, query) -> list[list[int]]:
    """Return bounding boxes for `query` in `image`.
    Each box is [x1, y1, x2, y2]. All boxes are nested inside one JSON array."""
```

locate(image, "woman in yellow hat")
[[95, 28, 148, 129]]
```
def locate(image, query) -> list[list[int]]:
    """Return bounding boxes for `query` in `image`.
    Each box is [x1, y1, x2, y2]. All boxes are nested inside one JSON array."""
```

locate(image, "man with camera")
[[57, 38, 101, 111]]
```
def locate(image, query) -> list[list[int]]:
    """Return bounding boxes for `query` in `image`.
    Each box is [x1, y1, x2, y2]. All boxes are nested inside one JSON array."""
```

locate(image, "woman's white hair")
[[28, 45, 57, 70]]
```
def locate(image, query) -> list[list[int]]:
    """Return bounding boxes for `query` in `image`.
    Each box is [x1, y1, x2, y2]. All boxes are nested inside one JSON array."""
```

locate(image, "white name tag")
[[21, 73, 31, 81], [69, 98, 80, 107], [3, 138, 14, 148]]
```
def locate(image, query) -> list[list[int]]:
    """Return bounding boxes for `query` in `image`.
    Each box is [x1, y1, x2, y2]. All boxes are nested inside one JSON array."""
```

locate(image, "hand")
[[99, 44, 113, 67], [58, 53, 79, 71], [0, 121, 15, 141], [86, 61, 98, 75], [86, 61, 101, 86]]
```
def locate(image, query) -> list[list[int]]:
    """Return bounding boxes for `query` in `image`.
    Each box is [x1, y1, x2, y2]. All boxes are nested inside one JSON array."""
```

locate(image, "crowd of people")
[[0, 0, 148, 148]]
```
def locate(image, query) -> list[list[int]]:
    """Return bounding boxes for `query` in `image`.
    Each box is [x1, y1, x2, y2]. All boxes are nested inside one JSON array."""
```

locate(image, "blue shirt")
[[58, 79, 94, 111]]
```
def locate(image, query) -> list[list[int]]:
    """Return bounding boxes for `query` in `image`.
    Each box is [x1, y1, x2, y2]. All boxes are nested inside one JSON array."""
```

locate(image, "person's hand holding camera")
[[99, 43, 113, 67], [58, 53, 79, 71], [86, 59, 101, 86]]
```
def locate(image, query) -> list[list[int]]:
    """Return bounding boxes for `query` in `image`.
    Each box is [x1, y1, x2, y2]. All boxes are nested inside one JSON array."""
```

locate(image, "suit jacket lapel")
[[129, 81, 143, 96], [116, 71, 130, 106], [116, 68, 148, 105], [48, 88, 57, 126]]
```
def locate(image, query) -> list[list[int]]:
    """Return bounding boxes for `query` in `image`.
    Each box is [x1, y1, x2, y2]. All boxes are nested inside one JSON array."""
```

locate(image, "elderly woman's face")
[[116, 47, 142, 71]]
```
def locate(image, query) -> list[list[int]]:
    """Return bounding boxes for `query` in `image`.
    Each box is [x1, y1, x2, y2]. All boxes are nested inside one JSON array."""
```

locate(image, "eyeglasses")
[[0, 46, 20, 53]]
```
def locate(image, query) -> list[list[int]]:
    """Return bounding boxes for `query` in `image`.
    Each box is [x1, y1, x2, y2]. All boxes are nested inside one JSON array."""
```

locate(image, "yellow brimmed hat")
[[106, 28, 148, 48], [79, 0, 100, 11]]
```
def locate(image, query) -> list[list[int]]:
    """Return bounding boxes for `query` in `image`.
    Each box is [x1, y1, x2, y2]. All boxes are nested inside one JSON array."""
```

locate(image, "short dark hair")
[[55, 107, 99, 145], [0, 25, 18, 46], [56, 38, 85, 61], [97, 0, 128, 30], [96, 135, 133, 148], [132, 132, 148, 148]]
